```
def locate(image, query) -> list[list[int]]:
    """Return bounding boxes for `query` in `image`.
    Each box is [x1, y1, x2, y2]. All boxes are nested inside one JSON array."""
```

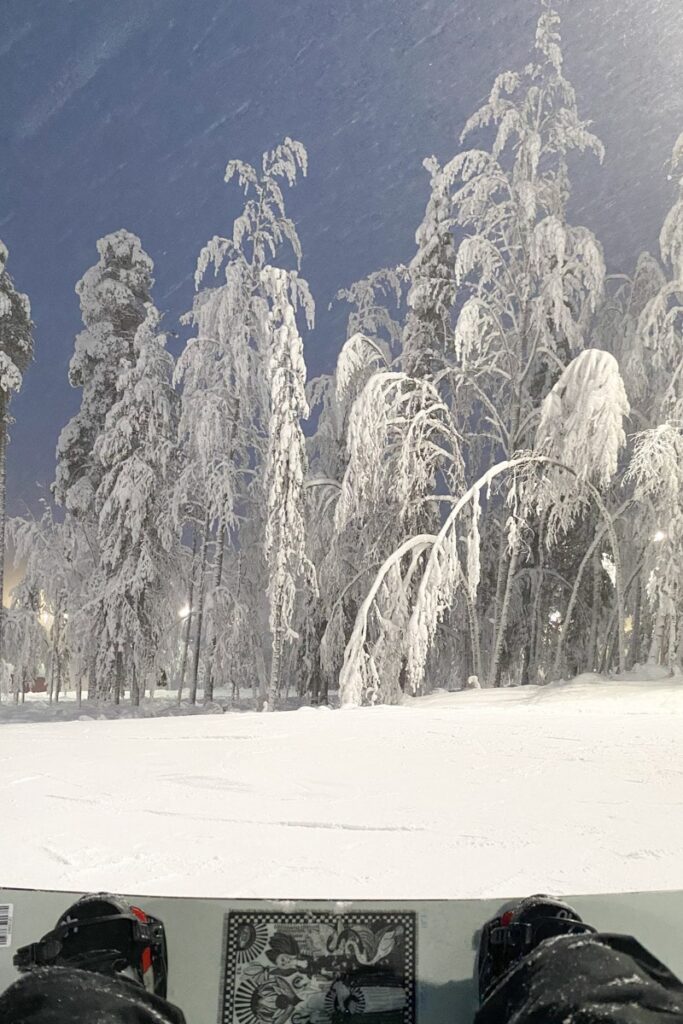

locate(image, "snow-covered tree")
[[51, 231, 155, 699], [55, 230, 154, 518], [333, 369, 466, 705], [529, 349, 630, 676], [262, 267, 315, 710], [635, 133, 683, 423], [535, 350, 629, 490], [338, 292, 638, 701], [94, 303, 180, 702], [0, 240, 33, 666], [613, 136, 683, 669], [594, 254, 666, 424], [439, 2, 606, 685], [175, 138, 312, 705], [442, 4, 605, 470], [6, 505, 76, 700], [626, 424, 683, 671], [402, 157, 457, 378], [338, 3, 613, 702]]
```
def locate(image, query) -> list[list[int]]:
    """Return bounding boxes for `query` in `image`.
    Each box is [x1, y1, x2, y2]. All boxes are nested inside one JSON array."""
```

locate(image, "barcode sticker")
[[0, 904, 13, 948]]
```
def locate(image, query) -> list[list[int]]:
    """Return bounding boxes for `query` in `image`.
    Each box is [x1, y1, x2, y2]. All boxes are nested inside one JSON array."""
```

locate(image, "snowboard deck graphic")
[[1, 889, 681, 1024]]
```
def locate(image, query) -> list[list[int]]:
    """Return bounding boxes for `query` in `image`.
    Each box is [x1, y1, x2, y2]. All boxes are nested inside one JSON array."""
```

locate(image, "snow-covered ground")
[[1, 672, 682, 900]]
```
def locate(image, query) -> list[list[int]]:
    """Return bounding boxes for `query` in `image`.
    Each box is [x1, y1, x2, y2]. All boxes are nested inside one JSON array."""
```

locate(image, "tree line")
[[1, 2, 682, 710]]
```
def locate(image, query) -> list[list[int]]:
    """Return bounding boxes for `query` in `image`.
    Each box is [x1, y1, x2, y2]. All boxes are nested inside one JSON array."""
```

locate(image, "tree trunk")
[[255, 644, 267, 707], [648, 604, 666, 665], [266, 625, 283, 711], [53, 596, 63, 703], [528, 512, 548, 685], [87, 656, 96, 702], [464, 587, 482, 684], [553, 526, 604, 679], [177, 530, 198, 704], [489, 535, 520, 687], [204, 523, 225, 704], [114, 650, 123, 705], [630, 575, 642, 669], [609, 528, 626, 675], [48, 632, 57, 704], [54, 646, 61, 703], [667, 606, 678, 675], [490, 522, 509, 669], [189, 516, 210, 705], [591, 490, 626, 675], [131, 660, 140, 706], [588, 548, 601, 672]]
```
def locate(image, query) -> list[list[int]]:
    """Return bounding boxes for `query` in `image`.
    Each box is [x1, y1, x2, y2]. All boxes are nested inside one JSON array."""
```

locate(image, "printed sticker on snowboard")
[[0, 905, 13, 949], [220, 911, 416, 1024]]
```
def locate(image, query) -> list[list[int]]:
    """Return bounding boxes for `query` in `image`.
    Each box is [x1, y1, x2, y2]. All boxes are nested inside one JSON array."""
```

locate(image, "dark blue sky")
[[1, 0, 682, 515]]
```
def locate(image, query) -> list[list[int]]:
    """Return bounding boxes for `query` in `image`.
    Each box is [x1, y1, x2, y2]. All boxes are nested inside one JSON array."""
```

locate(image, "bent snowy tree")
[[339, 350, 630, 706]]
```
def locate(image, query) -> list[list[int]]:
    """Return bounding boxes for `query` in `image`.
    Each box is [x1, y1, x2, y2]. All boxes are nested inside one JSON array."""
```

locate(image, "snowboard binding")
[[13, 893, 169, 998], [477, 894, 596, 1003]]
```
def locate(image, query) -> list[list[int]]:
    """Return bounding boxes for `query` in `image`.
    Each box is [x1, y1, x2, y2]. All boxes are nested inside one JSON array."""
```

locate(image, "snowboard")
[[1, 889, 681, 1024]]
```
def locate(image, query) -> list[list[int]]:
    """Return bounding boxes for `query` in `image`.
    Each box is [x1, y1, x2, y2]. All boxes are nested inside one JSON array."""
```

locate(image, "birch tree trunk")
[[554, 494, 627, 677], [266, 625, 283, 711], [48, 634, 56, 704], [53, 594, 65, 703], [87, 656, 96, 702], [177, 530, 198, 704], [667, 607, 678, 675], [590, 488, 626, 675], [254, 646, 267, 708], [54, 621, 61, 704], [630, 575, 642, 669], [204, 522, 225, 704], [489, 536, 520, 687], [464, 587, 482, 684], [131, 660, 140, 706], [114, 650, 123, 705], [490, 522, 509, 669], [648, 602, 666, 665], [189, 516, 210, 705], [554, 532, 599, 678], [528, 511, 548, 685], [588, 548, 601, 672]]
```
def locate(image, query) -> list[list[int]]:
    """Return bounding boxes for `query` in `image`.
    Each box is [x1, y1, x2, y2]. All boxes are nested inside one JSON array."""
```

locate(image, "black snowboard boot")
[[13, 893, 169, 998], [477, 894, 596, 1003]]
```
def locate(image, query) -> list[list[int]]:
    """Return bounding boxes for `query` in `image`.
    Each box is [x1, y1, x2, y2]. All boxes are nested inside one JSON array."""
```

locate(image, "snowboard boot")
[[13, 893, 169, 998], [477, 894, 596, 1003]]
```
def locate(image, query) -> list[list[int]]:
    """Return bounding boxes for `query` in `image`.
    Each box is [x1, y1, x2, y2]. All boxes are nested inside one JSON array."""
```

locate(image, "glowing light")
[[653, 530, 667, 543], [39, 609, 54, 632], [549, 609, 562, 625], [179, 605, 191, 620]]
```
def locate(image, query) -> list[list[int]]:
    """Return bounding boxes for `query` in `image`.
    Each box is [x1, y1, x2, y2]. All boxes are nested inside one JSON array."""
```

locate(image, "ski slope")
[[1, 672, 682, 900]]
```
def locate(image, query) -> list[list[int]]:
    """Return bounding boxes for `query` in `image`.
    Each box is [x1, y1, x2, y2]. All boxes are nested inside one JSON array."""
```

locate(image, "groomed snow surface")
[[1, 671, 682, 900]]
